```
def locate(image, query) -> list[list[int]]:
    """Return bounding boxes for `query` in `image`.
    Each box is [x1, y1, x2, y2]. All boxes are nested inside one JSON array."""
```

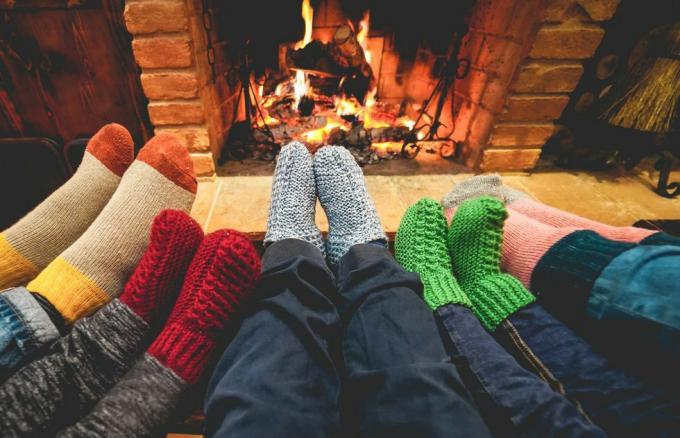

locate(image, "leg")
[[337, 244, 491, 437], [204, 239, 342, 438]]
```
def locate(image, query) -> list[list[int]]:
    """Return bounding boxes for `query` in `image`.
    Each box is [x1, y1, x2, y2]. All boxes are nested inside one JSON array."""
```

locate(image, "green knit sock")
[[395, 198, 471, 310], [448, 196, 535, 331]]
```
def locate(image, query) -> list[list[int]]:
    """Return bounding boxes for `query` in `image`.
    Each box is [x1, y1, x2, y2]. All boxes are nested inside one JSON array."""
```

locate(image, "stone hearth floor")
[[190, 164, 680, 240]]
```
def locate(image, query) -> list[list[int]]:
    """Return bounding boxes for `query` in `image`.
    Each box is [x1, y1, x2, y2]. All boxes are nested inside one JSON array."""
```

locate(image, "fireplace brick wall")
[[124, 0, 217, 178], [455, 0, 620, 171]]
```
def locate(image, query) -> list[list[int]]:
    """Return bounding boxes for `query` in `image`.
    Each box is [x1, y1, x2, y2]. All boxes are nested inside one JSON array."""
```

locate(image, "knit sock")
[[27, 133, 197, 324], [395, 198, 471, 310], [264, 141, 324, 254], [0, 210, 202, 437], [57, 229, 261, 438], [448, 196, 535, 331], [501, 211, 583, 288], [441, 174, 655, 243], [315, 145, 386, 265], [0, 124, 134, 289]]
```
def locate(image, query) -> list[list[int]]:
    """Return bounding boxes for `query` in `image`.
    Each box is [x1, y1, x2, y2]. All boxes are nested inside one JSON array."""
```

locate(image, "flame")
[[303, 121, 342, 143], [357, 11, 371, 63], [293, 0, 314, 108]]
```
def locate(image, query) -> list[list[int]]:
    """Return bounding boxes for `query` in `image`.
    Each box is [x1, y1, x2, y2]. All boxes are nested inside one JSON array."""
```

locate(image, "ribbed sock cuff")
[[640, 232, 680, 247], [467, 274, 535, 331], [531, 230, 634, 297], [148, 325, 214, 385], [420, 270, 471, 310]]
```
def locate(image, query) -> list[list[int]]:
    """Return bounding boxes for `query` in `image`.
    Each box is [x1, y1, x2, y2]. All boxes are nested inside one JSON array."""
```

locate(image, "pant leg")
[[336, 243, 491, 438], [204, 239, 343, 438], [0, 287, 60, 380], [438, 304, 605, 437], [495, 303, 680, 436]]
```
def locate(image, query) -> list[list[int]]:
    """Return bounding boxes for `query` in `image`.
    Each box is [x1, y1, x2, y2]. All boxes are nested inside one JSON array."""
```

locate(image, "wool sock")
[[57, 229, 261, 438], [264, 141, 324, 254], [441, 174, 656, 243], [448, 196, 535, 331], [395, 198, 471, 310], [0, 124, 134, 289], [314, 145, 386, 265], [27, 133, 197, 324], [0, 210, 202, 437]]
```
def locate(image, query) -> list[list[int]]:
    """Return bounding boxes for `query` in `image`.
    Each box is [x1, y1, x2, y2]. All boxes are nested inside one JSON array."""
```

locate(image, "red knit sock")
[[501, 210, 578, 288], [509, 198, 654, 243], [119, 210, 203, 324], [147, 229, 261, 384]]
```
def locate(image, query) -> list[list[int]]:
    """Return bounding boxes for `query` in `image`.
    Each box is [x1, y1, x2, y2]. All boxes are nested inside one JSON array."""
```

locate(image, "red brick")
[[478, 35, 525, 79], [489, 123, 554, 147], [132, 37, 192, 69], [191, 153, 216, 177], [155, 126, 210, 152], [148, 101, 205, 125], [141, 72, 198, 100], [530, 25, 605, 59], [576, 0, 620, 21], [479, 148, 542, 171], [468, 0, 514, 36], [510, 63, 583, 93], [500, 94, 570, 121], [124, 1, 187, 35]]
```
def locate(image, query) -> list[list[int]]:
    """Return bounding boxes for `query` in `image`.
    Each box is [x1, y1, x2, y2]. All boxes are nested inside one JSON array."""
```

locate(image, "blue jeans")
[[495, 303, 680, 436], [436, 304, 605, 437], [0, 287, 59, 381], [532, 231, 680, 389], [204, 239, 491, 437]]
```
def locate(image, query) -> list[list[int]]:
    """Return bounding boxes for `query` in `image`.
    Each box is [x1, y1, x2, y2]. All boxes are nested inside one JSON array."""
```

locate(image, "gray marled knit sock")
[[264, 141, 324, 254], [314, 146, 386, 265], [441, 174, 529, 209], [0, 299, 150, 437], [56, 353, 188, 438]]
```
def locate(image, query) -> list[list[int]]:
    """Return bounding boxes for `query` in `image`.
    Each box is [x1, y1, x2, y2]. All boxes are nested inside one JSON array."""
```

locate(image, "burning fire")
[[293, 0, 314, 107]]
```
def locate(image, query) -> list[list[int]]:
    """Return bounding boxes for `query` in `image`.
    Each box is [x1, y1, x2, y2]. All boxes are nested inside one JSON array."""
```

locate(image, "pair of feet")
[[396, 196, 534, 331], [265, 142, 386, 265]]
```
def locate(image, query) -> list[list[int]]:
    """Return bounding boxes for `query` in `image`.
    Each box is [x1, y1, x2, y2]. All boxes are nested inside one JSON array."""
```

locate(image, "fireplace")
[[122, 0, 620, 177]]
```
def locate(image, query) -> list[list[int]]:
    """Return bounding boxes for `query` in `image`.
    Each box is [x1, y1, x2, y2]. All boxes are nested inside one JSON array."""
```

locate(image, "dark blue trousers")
[[204, 239, 490, 437], [495, 303, 680, 437]]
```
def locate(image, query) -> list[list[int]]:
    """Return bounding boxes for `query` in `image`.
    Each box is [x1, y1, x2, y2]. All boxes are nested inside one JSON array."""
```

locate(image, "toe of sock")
[[86, 123, 135, 177], [137, 134, 197, 193]]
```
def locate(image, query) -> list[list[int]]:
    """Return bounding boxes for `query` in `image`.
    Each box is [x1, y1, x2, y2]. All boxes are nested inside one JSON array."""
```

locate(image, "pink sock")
[[509, 198, 655, 243]]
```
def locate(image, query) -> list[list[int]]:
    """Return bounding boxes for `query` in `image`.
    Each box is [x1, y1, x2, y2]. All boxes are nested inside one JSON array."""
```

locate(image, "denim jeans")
[[532, 231, 680, 389], [494, 303, 680, 436], [204, 239, 490, 438], [436, 304, 605, 437], [0, 287, 59, 381]]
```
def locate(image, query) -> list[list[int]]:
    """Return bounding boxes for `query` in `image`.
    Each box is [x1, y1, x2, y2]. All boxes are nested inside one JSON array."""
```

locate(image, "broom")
[[597, 21, 680, 133]]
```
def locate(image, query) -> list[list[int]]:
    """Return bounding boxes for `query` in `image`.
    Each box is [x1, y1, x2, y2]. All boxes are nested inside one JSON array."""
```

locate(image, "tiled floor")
[[191, 165, 680, 239]]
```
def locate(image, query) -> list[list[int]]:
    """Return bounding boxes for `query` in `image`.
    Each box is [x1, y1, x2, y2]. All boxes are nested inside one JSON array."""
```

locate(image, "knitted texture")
[[264, 141, 324, 253], [147, 229, 260, 384], [509, 198, 656, 243], [0, 124, 134, 289], [500, 210, 578, 288], [441, 174, 528, 210], [315, 146, 386, 265], [395, 198, 471, 310], [28, 133, 197, 324], [448, 197, 535, 331], [119, 210, 203, 323]]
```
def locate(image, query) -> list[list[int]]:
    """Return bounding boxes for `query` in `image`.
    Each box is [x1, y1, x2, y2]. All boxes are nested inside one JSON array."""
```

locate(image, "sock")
[[57, 229, 261, 438], [27, 133, 197, 324], [0, 124, 134, 289], [0, 210, 202, 437], [395, 198, 471, 310], [500, 210, 579, 289], [441, 174, 656, 243], [314, 145, 386, 265], [264, 141, 324, 254], [448, 196, 535, 331]]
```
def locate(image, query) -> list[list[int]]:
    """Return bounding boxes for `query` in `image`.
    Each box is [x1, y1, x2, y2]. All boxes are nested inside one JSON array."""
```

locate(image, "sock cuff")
[[148, 325, 214, 384], [468, 274, 535, 331], [640, 231, 680, 246], [420, 270, 471, 310], [531, 230, 634, 296], [0, 234, 40, 289]]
